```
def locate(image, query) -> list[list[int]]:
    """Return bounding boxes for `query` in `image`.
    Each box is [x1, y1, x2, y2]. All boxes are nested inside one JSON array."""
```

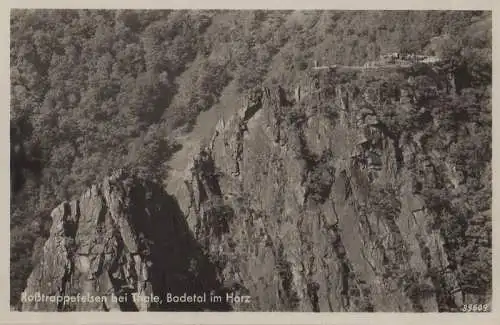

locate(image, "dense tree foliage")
[[10, 9, 491, 307]]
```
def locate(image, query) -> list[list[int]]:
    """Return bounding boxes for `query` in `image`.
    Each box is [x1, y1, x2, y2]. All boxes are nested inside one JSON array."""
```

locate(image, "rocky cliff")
[[177, 67, 491, 312], [23, 67, 491, 312], [21, 170, 231, 311]]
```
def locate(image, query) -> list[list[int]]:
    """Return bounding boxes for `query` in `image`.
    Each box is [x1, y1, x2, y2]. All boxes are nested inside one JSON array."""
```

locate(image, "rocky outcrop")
[[21, 170, 231, 311], [175, 68, 490, 311]]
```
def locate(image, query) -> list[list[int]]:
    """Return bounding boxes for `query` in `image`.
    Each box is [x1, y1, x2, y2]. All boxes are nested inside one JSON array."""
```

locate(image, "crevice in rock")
[[372, 121, 404, 172], [107, 269, 139, 311], [243, 88, 264, 122], [275, 242, 300, 310], [58, 255, 78, 311], [340, 170, 352, 200], [325, 223, 353, 311], [62, 201, 79, 238], [307, 281, 320, 312], [183, 179, 198, 223], [277, 85, 292, 107]]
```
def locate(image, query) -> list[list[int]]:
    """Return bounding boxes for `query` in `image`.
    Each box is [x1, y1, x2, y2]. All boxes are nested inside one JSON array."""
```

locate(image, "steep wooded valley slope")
[[11, 10, 491, 311]]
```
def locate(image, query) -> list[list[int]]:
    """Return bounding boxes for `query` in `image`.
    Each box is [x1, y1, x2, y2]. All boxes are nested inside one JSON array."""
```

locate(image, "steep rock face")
[[179, 68, 490, 311], [22, 170, 230, 311], [23, 67, 490, 312]]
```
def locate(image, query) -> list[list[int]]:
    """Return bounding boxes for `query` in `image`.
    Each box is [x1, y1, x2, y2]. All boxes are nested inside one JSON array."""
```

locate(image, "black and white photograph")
[[10, 8, 492, 313]]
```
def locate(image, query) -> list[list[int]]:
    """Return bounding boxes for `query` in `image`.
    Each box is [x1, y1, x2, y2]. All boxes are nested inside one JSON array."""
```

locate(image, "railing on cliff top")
[[311, 55, 442, 72]]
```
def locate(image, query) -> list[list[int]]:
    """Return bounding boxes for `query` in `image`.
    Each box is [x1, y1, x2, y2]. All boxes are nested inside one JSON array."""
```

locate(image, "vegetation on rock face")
[[10, 9, 491, 308], [338, 36, 491, 305]]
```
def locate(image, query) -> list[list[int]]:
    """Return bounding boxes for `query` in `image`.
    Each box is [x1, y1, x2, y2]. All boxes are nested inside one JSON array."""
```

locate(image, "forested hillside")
[[10, 10, 491, 308]]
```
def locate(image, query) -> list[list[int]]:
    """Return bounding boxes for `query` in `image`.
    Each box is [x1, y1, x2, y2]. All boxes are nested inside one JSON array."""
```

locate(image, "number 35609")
[[462, 304, 489, 312]]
